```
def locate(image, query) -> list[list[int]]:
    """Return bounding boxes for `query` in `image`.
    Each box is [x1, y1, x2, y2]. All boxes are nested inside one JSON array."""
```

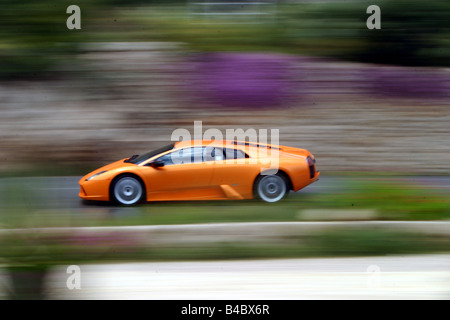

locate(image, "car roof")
[[174, 140, 280, 150]]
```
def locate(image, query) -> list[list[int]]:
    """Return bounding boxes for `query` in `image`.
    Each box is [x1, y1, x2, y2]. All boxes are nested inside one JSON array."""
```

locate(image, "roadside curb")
[[1, 221, 449, 245]]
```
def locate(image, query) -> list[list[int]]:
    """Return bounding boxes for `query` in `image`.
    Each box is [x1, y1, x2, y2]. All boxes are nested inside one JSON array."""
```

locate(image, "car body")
[[79, 140, 319, 205]]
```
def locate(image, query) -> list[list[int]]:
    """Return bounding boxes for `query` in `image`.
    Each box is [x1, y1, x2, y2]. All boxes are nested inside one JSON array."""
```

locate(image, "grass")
[[149, 231, 450, 260], [300, 180, 450, 220], [96, 178, 449, 225], [1, 228, 449, 265]]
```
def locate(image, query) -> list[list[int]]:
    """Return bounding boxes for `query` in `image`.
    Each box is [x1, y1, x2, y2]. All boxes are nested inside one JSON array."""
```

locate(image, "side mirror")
[[148, 160, 165, 168]]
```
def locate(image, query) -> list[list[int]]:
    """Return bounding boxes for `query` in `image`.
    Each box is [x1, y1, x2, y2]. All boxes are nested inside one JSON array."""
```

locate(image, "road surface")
[[0, 175, 449, 211], [38, 254, 450, 299]]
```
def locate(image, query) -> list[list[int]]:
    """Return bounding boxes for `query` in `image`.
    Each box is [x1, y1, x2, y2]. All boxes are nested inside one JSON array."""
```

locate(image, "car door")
[[210, 148, 260, 199], [138, 146, 217, 201]]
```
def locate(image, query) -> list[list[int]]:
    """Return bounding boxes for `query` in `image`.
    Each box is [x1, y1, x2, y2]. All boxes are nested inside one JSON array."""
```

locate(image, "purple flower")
[[367, 67, 449, 99], [187, 52, 299, 108]]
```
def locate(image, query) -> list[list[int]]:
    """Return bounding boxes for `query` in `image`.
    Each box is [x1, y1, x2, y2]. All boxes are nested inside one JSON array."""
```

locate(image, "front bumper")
[[79, 179, 110, 201]]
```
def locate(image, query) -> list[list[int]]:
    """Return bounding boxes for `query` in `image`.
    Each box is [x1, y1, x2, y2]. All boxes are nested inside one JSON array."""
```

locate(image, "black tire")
[[110, 175, 145, 205], [253, 173, 289, 203]]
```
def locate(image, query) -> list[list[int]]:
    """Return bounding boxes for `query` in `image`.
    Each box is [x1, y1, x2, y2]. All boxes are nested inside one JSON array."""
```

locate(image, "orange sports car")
[[79, 140, 319, 205]]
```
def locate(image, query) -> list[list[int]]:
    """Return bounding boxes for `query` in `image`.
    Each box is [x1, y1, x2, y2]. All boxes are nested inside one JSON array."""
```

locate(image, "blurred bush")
[[104, 0, 183, 5], [0, 227, 149, 299], [309, 229, 450, 257], [1, 0, 448, 79], [0, 0, 90, 79], [188, 52, 298, 108], [0, 0, 185, 79], [131, 1, 450, 67], [366, 66, 449, 98], [280, 0, 450, 66], [356, 0, 450, 66]]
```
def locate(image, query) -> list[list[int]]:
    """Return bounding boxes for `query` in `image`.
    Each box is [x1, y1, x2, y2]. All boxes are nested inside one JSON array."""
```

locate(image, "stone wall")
[[0, 42, 448, 174]]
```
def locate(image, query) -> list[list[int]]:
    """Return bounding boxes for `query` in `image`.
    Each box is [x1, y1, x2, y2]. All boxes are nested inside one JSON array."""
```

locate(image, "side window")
[[203, 146, 215, 162], [203, 147, 223, 162], [190, 147, 205, 163], [178, 148, 194, 164], [223, 148, 247, 160], [155, 147, 220, 165], [155, 150, 181, 165], [159, 148, 192, 165]]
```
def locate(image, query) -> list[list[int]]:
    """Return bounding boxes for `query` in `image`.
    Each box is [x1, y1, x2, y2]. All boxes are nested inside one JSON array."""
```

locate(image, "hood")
[[80, 159, 135, 182]]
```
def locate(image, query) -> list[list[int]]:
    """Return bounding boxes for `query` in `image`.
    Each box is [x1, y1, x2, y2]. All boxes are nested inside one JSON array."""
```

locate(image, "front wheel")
[[111, 176, 144, 205], [254, 174, 288, 203]]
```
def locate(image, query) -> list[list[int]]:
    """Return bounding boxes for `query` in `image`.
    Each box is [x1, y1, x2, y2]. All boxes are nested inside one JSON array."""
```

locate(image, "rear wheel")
[[254, 173, 288, 203], [111, 175, 144, 205]]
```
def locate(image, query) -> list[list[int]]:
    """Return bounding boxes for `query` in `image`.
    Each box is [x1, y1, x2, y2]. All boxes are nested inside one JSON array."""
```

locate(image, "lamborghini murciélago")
[[79, 140, 319, 205]]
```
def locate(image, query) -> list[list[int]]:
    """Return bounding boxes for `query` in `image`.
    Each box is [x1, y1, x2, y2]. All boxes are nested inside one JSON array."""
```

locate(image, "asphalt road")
[[40, 254, 450, 300], [0, 175, 449, 211]]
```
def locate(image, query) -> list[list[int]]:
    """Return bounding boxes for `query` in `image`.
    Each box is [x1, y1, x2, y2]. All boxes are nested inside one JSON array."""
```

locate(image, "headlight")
[[85, 171, 108, 181]]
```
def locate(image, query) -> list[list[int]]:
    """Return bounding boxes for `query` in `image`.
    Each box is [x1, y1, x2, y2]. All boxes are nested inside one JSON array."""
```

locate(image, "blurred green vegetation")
[[301, 180, 450, 220], [164, 230, 450, 260], [0, 177, 448, 268], [99, 0, 450, 67], [279, 0, 450, 66], [1, 227, 449, 266], [1, 0, 449, 79], [0, 0, 89, 79], [81, 230, 450, 261]]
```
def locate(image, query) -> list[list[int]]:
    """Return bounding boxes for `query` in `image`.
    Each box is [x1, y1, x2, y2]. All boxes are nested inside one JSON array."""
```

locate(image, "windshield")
[[126, 143, 176, 165]]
